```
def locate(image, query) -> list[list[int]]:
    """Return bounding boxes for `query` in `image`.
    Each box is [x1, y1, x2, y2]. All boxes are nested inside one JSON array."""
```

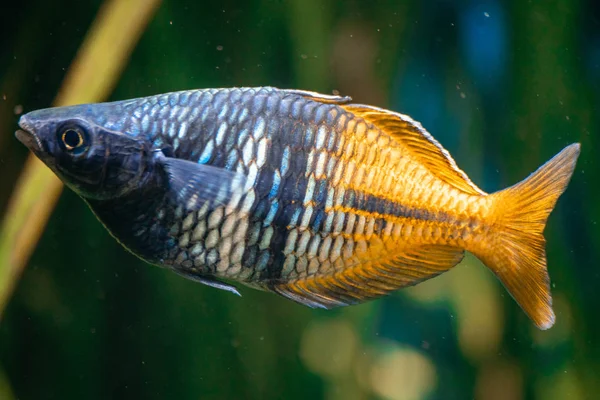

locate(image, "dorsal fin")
[[342, 104, 486, 196], [281, 89, 353, 104]]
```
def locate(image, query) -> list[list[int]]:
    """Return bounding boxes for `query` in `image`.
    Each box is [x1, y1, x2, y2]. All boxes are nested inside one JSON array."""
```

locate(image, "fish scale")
[[123, 88, 345, 283], [17, 87, 580, 330]]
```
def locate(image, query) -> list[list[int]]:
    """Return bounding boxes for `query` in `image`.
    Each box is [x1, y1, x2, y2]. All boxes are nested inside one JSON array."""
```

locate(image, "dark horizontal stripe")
[[337, 185, 453, 223], [279, 174, 455, 226]]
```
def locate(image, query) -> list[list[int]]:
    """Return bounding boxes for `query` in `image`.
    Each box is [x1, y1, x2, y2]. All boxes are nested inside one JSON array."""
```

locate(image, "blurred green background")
[[0, 0, 597, 399]]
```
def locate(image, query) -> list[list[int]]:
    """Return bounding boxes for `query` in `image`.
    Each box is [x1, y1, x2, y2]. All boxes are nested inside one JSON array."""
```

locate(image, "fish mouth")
[[15, 116, 42, 152], [15, 129, 42, 152]]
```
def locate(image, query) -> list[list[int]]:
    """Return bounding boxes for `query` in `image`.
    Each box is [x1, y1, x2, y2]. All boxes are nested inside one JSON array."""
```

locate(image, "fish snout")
[[15, 114, 43, 152]]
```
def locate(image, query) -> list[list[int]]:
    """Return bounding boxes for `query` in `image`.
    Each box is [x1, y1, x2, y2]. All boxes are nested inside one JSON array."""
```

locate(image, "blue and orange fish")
[[15, 87, 580, 329]]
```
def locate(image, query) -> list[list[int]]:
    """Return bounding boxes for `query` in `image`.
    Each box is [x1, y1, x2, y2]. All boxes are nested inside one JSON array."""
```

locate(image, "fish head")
[[15, 104, 154, 200]]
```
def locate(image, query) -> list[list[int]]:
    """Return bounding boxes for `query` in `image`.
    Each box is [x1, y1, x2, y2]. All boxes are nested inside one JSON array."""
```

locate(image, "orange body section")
[[272, 98, 579, 331]]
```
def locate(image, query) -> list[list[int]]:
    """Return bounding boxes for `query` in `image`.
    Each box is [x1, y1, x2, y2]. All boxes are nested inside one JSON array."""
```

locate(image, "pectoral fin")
[[159, 156, 247, 211]]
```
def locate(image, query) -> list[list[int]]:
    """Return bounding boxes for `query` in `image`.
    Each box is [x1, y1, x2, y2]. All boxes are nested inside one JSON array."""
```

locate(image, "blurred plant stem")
[[0, 0, 161, 319], [0, 367, 15, 400]]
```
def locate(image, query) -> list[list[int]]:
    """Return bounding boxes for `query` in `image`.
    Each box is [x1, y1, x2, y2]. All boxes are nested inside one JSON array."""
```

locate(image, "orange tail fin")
[[480, 143, 580, 330]]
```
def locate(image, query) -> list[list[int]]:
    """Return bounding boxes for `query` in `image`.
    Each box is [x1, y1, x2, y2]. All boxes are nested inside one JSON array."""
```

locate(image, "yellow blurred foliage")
[[368, 341, 437, 400], [300, 318, 359, 378]]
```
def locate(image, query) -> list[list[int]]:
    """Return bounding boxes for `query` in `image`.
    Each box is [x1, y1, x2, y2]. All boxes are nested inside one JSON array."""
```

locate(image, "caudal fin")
[[481, 143, 580, 330]]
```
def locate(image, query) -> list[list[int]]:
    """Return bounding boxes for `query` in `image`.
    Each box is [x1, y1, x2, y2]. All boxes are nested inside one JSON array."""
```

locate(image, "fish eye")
[[59, 127, 88, 154], [62, 129, 83, 149]]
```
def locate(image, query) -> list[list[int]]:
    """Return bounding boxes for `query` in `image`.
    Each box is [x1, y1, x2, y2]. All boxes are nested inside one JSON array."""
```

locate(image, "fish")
[[15, 87, 580, 330]]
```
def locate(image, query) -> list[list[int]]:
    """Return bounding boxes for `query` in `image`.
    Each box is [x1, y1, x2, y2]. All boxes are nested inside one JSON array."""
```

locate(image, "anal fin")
[[273, 244, 464, 309]]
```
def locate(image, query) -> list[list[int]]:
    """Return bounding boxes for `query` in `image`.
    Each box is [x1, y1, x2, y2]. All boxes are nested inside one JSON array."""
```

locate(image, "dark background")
[[0, 0, 598, 399]]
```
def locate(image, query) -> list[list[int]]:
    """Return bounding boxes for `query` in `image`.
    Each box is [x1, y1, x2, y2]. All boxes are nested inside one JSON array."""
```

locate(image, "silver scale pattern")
[[122, 87, 401, 285]]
